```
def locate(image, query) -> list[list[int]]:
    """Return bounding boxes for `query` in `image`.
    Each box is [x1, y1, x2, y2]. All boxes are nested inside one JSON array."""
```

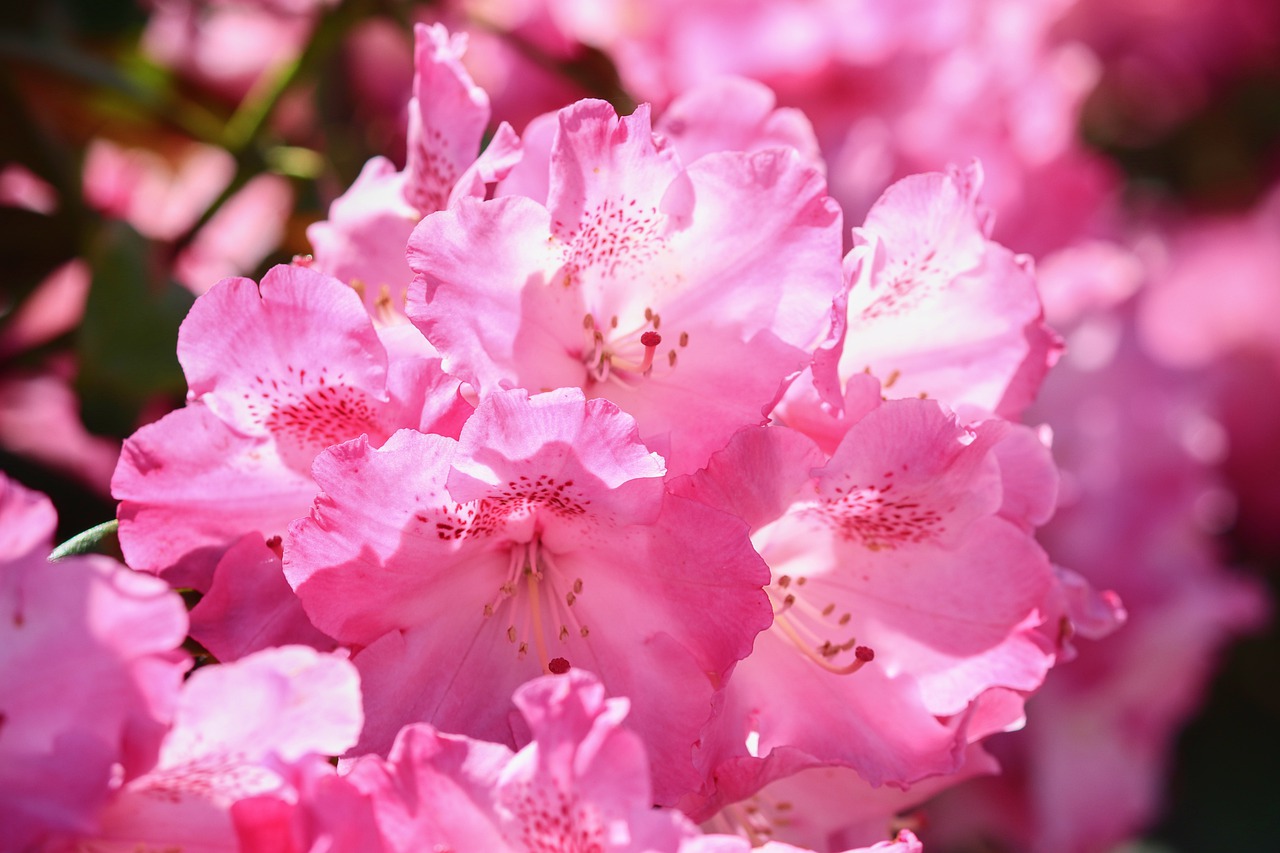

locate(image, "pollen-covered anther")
[[767, 574, 872, 675]]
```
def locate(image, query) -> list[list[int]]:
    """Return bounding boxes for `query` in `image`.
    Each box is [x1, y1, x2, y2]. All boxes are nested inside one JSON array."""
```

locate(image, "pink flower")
[[113, 263, 470, 591], [285, 388, 772, 804], [235, 668, 924, 853], [542, 0, 1118, 256], [916, 253, 1267, 852], [308, 23, 522, 319], [75, 646, 363, 852], [339, 670, 708, 851], [408, 98, 843, 474], [0, 474, 189, 851], [781, 162, 1059, 450], [671, 396, 1057, 814]]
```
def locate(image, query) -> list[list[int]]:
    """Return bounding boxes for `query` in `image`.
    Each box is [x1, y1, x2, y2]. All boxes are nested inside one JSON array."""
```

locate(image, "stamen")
[[548, 657, 571, 674], [773, 613, 873, 674], [525, 548, 552, 672]]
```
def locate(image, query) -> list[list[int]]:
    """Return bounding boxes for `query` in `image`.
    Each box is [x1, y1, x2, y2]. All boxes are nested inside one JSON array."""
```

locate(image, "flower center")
[[483, 537, 591, 674], [767, 572, 873, 675], [580, 310, 689, 384]]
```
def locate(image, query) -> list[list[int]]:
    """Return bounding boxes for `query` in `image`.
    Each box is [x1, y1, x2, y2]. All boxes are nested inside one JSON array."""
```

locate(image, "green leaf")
[[76, 221, 193, 436]]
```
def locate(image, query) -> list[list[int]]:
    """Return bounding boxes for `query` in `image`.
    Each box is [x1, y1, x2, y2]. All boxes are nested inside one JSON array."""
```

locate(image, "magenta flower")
[[337, 670, 709, 851], [285, 388, 772, 803], [0, 474, 189, 851], [671, 397, 1057, 813], [407, 98, 843, 474], [113, 263, 470, 591]]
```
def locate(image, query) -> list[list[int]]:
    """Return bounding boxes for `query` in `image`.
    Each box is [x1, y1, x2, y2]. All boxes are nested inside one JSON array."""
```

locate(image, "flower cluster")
[[6, 21, 1077, 852], [4, 2, 1275, 852]]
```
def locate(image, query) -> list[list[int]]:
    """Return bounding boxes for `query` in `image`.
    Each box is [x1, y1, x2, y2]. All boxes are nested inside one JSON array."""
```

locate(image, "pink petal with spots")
[[116, 264, 465, 586], [85, 647, 362, 852], [836, 162, 1060, 420], [178, 265, 390, 445], [404, 24, 491, 214], [655, 76, 823, 172], [409, 101, 842, 473], [672, 400, 1055, 805], [545, 100, 685, 250], [448, 388, 666, 529], [495, 670, 703, 850], [188, 534, 337, 662], [286, 389, 770, 804]]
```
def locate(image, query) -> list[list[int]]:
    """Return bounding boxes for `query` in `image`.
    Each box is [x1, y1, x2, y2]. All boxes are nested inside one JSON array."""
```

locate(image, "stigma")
[[581, 311, 687, 384]]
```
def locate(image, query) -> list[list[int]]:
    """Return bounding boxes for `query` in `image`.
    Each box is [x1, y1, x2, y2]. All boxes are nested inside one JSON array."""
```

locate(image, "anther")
[[548, 657, 571, 674]]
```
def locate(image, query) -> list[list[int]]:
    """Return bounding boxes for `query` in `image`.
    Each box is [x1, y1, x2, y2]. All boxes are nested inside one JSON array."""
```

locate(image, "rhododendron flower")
[[408, 98, 843, 473], [671, 396, 1057, 814], [0, 474, 189, 851], [309, 23, 522, 318], [73, 645, 363, 852], [780, 163, 1059, 453], [113, 263, 470, 591], [837, 163, 1058, 419], [286, 387, 772, 803], [233, 668, 924, 853]]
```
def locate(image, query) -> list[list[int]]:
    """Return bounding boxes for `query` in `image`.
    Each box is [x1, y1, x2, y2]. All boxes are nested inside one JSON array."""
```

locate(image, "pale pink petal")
[[307, 156, 419, 317], [404, 23, 492, 214], [656, 76, 824, 171], [494, 110, 558, 203], [448, 121, 524, 206], [841, 163, 1060, 420], [87, 647, 362, 851]]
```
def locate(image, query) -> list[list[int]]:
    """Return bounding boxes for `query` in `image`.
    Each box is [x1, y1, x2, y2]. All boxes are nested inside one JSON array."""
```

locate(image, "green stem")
[[50, 519, 119, 561]]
